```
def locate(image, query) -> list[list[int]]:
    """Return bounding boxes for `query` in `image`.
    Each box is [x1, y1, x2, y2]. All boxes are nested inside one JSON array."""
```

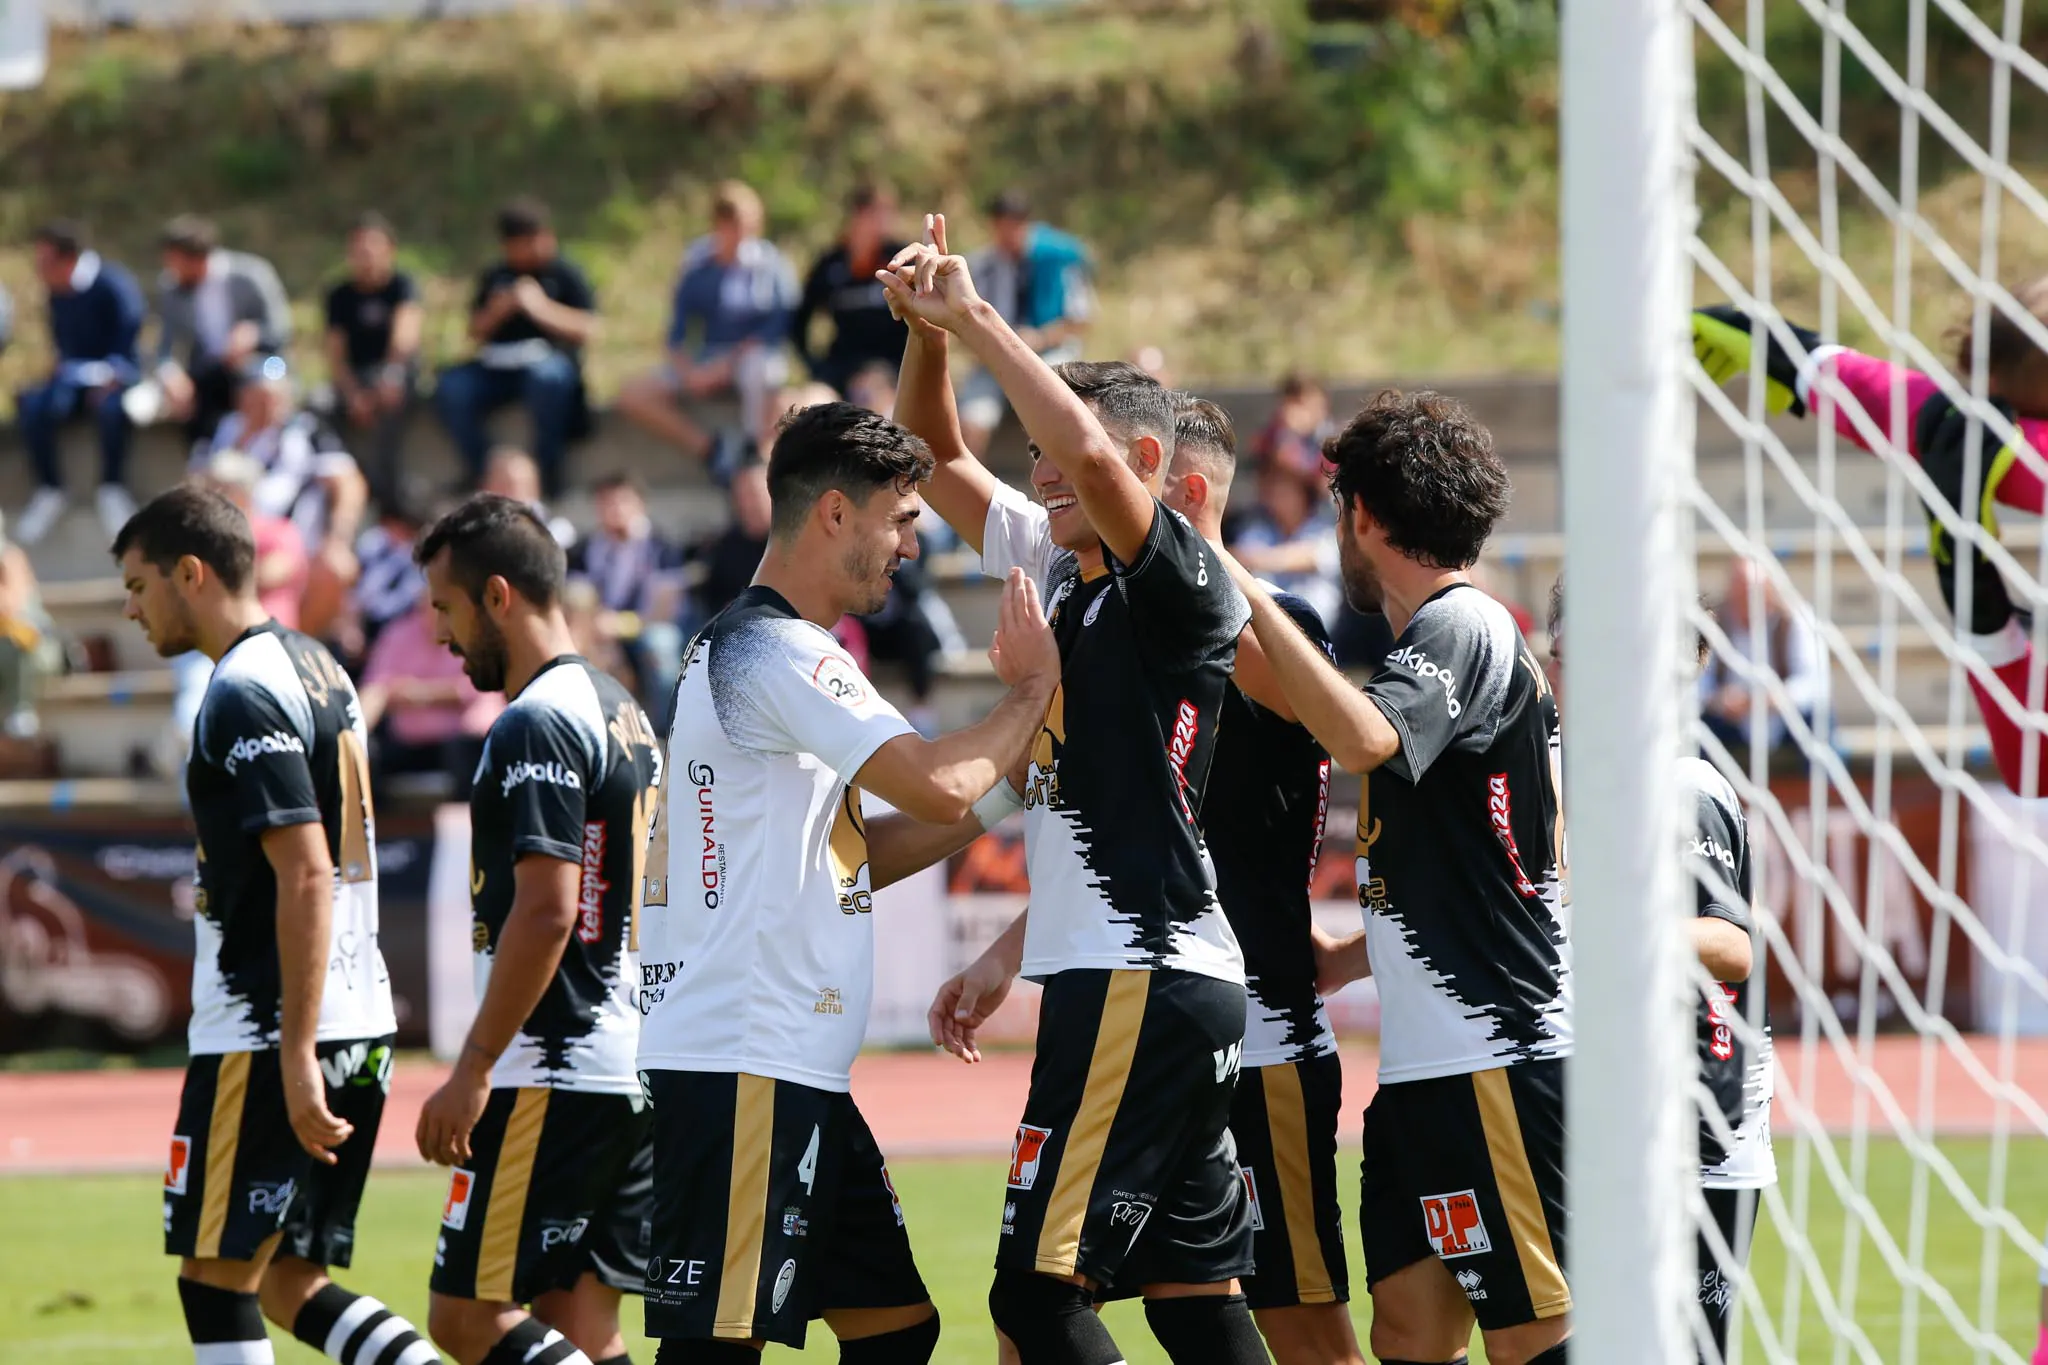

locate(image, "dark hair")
[[33, 220, 87, 257], [1278, 371, 1322, 401], [1053, 360, 1176, 461], [1955, 274, 2048, 391], [846, 181, 893, 214], [987, 188, 1032, 220], [415, 493, 566, 608], [767, 402, 934, 541], [351, 210, 396, 242], [1170, 392, 1237, 471], [496, 196, 551, 240], [1324, 389, 1509, 569], [111, 484, 254, 593], [159, 214, 219, 256], [590, 471, 646, 498]]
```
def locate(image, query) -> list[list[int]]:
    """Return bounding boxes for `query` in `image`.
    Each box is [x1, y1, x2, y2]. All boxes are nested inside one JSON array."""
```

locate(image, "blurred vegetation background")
[[0, 0, 2042, 405]]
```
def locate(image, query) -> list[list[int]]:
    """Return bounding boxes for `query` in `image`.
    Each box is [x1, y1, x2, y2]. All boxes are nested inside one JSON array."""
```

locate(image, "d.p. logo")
[[1008, 1124, 1053, 1191], [165, 1135, 191, 1195], [443, 1168, 476, 1231], [1420, 1189, 1491, 1259]]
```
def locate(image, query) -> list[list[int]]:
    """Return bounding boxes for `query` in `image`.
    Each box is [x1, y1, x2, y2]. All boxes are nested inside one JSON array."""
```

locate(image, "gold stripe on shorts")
[[1262, 1063, 1337, 1304], [475, 1088, 550, 1302], [1034, 969, 1150, 1277], [194, 1051, 252, 1258], [713, 1073, 777, 1337], [1473, 1067, 1572, 1317]]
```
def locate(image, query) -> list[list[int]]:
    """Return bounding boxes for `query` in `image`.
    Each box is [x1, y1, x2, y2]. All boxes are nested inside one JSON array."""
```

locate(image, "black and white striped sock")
[[291, 1283, 437, 1365], [479, 1317, 595, 1365]]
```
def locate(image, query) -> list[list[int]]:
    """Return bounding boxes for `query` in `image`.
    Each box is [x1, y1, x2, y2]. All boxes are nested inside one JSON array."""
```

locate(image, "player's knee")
[[1251, 1302, 1364, 1365], [255, 1256, 326, 1328], [1369, 1320, 1471, 1365], [835, 1307, 940, 1365], [987, 1271, 1115, 1363], [427, 1292, 505, 1359]]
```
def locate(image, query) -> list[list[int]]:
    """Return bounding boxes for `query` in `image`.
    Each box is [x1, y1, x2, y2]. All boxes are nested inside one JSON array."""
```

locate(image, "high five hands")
[[877, 213, 985, 336]]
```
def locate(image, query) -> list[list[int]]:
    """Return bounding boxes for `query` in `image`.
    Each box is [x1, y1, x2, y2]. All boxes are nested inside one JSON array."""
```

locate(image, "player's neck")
[[1075, 545, 1107, 577], [501, 610, 579, 700], [1381, 566, 1472, 637], [754, 550, 849, 631], [194, 595, 273, 663]]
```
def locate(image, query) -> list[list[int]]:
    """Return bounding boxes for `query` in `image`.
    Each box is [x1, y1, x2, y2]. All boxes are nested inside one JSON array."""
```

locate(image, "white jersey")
[[981, 483, 1250, 985], [638, 587, 916, 1092], [186, 622, 394, 1054]]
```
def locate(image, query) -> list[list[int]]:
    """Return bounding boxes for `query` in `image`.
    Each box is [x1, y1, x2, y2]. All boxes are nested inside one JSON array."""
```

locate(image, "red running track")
[[3, 1037, 2045, 1176]]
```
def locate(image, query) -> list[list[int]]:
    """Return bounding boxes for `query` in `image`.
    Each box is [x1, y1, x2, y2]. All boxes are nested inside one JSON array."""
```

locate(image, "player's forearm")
[[951, 300, 1124, 494], [1311, 924, 1370, 989], [1243, 586, 1398, 772], [894, 329, 990, 549], [866, 810, 988, 890], [462, 880, 577, 1073], [883, 675, 1054, 825], [274, 867, 333, 1061], [982, 909, 1028, 977]]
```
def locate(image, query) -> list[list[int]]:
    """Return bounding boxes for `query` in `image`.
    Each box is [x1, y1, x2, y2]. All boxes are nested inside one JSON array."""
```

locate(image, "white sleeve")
[[727, 623, 915, 778], [981, 481, 1055, 587]]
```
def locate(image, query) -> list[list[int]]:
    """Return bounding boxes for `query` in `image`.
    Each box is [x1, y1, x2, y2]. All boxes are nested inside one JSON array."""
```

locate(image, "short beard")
[[460, 613, 511, 694], [843, 541, 896, 617], [151, 598, 202, 659], [1339, 532, 1385, 614]]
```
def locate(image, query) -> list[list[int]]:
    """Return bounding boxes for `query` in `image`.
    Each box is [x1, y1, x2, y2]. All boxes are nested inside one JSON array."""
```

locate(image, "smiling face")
[[838, 483, 923, 616], [119, 548, 201, 658], [422, 547, 511, 693]]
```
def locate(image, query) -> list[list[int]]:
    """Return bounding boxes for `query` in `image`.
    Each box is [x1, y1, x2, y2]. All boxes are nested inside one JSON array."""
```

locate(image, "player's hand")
[[878, 217, 983, 334], [283, 1051, 353, 1166], [882, 215, 956, 346], [416, 1063, 491, 1167], [990, 568, 1058, 689], [927, 952, 1018, 1063], [1691, 305, 1824, 418]]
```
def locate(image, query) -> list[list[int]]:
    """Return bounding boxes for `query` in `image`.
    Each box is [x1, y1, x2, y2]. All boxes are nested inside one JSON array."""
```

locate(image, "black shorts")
[[165, 1049, 316, 1262], [998, 968, 1254, 1290], [277, 1036, 396, 1268], [1232, 1053, 1349, 1309], [1359, 1058, 1571, 1331], [429, 1087, 653, 1305], [641, 1071, 928, 1349]]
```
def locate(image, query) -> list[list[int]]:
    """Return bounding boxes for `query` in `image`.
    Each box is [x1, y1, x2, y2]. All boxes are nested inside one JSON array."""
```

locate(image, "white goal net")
[[1564, 0, 2048, 1360]]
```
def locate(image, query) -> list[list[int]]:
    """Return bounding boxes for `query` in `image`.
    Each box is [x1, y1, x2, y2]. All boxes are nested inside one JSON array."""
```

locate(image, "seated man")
[[433, 198, 598, 497], [202, 450, 310, 632], [322, 211, 423, 505], [146, 215, 293, 444], [355, 599, 502, 797], [792, 182, 909, 396], [565, 473, 688, 727], [478, 446, 576, 550], [14, 219, 147, 544], [957, 190, 1095, 455], [614, 180, 798, 479]]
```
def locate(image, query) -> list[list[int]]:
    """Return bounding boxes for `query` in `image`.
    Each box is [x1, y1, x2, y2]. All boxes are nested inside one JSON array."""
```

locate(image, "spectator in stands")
[[14, 220, 148, 546], [1252, 372, 1337, 483], [846, 359, 899, 417], [792, 182, 909, 397], [145, 215, 293, 444], [355, 598, 502, 797], [193, 355, 367, 640], [1701, 557, 1826, 753], [479, 445, 576, 549], [349, 488, 431, 660], [202, 449, 309, 631], [616, 180, 799, 480], [433, 197, 597, 497], [1230, 460, 1343, 627], [562, 577, 637, 695], [685, 456, 772, 628], [958, 190, 1095, 455], [0, 507, 58, 740], [323, 211, 422, 505], [568, 473, 689, 725]]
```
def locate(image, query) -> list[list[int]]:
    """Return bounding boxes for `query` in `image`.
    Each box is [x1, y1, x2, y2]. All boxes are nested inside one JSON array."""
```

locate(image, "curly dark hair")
[[1325, 389, 1509, 569], [768, 401, 934, 540]]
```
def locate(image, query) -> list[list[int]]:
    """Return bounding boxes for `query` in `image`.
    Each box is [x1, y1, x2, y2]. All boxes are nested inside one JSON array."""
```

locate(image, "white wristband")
[[971, 778, 1026, 831]]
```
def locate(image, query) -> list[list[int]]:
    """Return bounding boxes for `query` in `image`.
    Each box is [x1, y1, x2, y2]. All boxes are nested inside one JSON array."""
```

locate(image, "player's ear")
[[1183, 471, 1210, 515], [174, 553, 204, 593], [483, 574, 511, 618], [1130, 434, 1164, 483]]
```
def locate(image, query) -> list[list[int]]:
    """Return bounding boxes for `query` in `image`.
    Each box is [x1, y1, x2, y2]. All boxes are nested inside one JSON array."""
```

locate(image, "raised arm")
[[884, 217, 998, 550]]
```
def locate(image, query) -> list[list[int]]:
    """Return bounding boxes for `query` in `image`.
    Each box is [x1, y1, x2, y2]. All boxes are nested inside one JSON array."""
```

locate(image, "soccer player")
[[1546, 581, 1776, 1363], [412, 494, 660, 1365], [1691, 293, 2048, 794], [117, 484, 431, 1365], [635, 401, 1057, 1363], [1213, 390, 1572, 1365], [883, 220, 1267, 1365]]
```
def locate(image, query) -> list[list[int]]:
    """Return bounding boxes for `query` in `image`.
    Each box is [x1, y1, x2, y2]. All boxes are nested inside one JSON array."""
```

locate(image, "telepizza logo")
[[1420, 1190, 1491, 1259], [443, 1168, 476, 1231], [1707, 983, 1737, 1061], [165, 1135, 191, 1195], [577, 821, 609, 944], [1167, 700, 1200, 822], [1008, 1124, 1054, 1191], [1487, 773, 1539, 898]]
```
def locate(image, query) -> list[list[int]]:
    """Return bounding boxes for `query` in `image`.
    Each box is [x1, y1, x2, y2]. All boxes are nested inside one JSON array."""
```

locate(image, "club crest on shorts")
[[1420, 1189, 1491, 1258], [165, 1135, 191, 1195], [443, 1168, 476, 1231], [1008, 1124, 1053, 1191], [1238, 1165, 1265, 1232], [771, 1257, 798, 1313]]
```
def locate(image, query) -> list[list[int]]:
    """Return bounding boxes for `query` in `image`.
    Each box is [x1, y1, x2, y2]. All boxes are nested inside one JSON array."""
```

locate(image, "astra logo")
[[1386, 644, 1463, 718], [224, 731, 304, 773], [501, 760, 581, 798]]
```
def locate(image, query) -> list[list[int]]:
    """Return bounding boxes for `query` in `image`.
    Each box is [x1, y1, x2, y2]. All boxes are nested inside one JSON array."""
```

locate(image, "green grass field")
[[4, 1141, 2043, 1363]]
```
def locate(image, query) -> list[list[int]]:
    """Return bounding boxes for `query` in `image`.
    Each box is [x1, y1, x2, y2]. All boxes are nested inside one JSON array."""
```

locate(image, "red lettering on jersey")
[[1168, 700, 1200, 822], [1708, 983, 1736, 1061], [577, 821, 609, 943], [1488, 773, 1539, 898]]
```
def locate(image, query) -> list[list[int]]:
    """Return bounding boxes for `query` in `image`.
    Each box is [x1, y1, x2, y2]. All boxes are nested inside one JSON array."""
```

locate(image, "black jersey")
[[187, 622, 391, 1054], [1203, 585, 1337, 1066], [1682, 757, 1776, 1187], [469, 655, 660, 1094], [1355, 584, 1571, 1083], [981, 484, 1251, 981]]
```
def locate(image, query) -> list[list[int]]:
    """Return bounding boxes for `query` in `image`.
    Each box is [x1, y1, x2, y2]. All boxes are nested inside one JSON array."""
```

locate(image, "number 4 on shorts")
[[797, 1125, 820, 1196]]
